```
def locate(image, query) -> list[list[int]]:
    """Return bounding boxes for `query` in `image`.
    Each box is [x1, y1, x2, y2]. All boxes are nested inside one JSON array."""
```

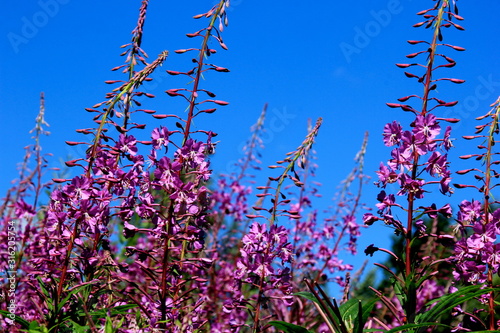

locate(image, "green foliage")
[[415, 285, 500, 330], [268, 321, 313, 333], [294, 288, 377, 333]]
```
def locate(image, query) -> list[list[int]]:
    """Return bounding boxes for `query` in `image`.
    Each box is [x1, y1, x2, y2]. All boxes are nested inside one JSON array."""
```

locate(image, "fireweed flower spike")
[[364, 0, 468, 330], [202, 105, 266, 329], [165, 0, 231, 145], [18, 0, 228, 331], [226, 118, 322, 331], [45, 33, 169, 333], [0, 93, 53, 330], [451, 97, 500, 330]]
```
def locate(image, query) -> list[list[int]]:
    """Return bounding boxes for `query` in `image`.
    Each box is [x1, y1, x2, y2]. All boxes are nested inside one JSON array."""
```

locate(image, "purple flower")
[[70, 176, 93, 199], [383, 121, 403, 147], [123, 221, 139, 238], [176, 139, 206, 169], [15, 199, 36, 219], [235, 222, 293, 305], [115, 134, 138, 156], [93, 150, 118, 176], [454, 261, 486, 284], [170, 182, 202, 215], [242, 222, 268, 249], [401, 130, 428, 157], [412, 113, 441, 142], [439, 170, 452, 195], [442, 126, 453, 150], [376, 190, 396, 215], [375, 163, 398, 187], [457, 200, 482, 224], [154, 156, 182, 190], [438, 203, 453, 218], [424, 203, 452, 219], [388, 146, 412, 170], [151, 126, 170, 150], [466, 222, 496, 253], [363, 213, 381, 226], [425, 151, 448, 178], [484, 243, 500, 272], [415, 219, 426, 235], [397, 174, 425, 199]]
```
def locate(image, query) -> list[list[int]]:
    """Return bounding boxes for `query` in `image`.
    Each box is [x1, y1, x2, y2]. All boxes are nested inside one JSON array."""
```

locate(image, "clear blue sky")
[[1, 1, 499, 284]]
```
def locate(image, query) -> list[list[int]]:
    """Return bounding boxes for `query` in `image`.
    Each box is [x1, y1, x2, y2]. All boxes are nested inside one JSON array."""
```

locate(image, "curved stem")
[[182, 1, 226, 144]]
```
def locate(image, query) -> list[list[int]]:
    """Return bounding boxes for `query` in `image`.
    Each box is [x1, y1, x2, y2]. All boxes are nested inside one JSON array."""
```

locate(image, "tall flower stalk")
[[364, 0, 466, 329], [0, 93, 52, 331], [451, 97, 500, 331], [224, 118, 322, 332]]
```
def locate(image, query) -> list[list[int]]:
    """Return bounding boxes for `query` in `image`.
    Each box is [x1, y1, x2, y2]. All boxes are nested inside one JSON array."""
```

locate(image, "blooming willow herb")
[[219, 118, 322, 331], [0, 1, 230, 332], [2, 1, 500, 332], [451, 98, 500, 330], [0, 93, 53, 330], [360, 0, 495, 331]]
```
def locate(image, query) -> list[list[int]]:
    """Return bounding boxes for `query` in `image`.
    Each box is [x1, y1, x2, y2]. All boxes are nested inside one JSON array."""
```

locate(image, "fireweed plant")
[[0, 93, 55, 330], [0, 1, 363, 332], [1, 0, 499, 333], [361, 0, 500, 332], [450, 98, 500, 331]]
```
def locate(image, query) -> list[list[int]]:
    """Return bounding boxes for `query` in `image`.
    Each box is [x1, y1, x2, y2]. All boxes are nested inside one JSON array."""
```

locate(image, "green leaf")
[[27, 320, 49, 332], [82, 304, 139, 318], [294, 291, 318, 303], [28, 324, 49, 333], [386, 322, 450, 332], [105, 315, 114, 333], [417, 285, 499, 324], [35, 276, 53, 310], [339, 298, 359, 319], [0, 310, 30, 329], [69, 320, 90, 333], [268, 321, 313, 333], [335, 298, 378, 333], [58, 282, 96, 312], [354, 298, 377, 333], [338, 299, 360, 332]]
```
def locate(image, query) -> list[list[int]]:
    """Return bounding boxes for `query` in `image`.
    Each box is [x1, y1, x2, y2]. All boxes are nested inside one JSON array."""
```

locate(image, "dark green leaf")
[[294, 292, 318, 304], [268, 321, 313, 333], [386, 322, 449, 332], [417, 285, 498, 324], [0, 310, 30, 329], [355, 298, 377, 333], [58, 283, 94, 312], [339, 298, 359, 320], [68, 320, 90, 333]]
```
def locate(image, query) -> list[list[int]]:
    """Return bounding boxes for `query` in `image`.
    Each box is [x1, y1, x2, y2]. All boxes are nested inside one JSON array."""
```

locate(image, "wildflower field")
[[1, 0, 499, 332]]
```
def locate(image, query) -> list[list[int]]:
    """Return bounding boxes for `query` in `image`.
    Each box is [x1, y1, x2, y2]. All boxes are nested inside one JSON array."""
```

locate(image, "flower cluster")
[[362, 1, 482, 330], [3, 1, 500, 332], [227, 222, 294, 312], [293, 132, 369, 289], [451, 100, 500, 294]]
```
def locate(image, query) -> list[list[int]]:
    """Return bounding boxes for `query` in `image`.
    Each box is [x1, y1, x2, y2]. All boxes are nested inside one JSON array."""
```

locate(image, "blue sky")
[[1, 0, 499, 288]]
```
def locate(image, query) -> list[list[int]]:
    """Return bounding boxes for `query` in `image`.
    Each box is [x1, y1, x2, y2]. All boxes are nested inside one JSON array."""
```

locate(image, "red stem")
[[182, 1, 226, 144]]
